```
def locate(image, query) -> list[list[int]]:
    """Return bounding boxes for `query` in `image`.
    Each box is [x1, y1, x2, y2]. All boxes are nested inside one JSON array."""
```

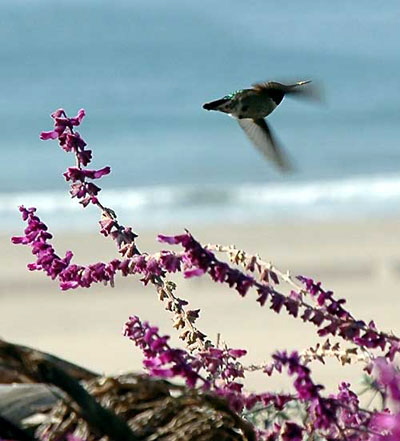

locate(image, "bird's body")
[[203, 80, 316, 171], [205, 87, 280, 119]]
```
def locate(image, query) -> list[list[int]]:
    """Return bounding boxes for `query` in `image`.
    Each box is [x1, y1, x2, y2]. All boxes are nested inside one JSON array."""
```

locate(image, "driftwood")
[[0, 339, 97, 384], [0, 338, 255, 441]]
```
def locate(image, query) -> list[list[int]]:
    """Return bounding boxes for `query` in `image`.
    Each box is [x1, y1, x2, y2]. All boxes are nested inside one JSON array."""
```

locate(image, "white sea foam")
[[3, 174, 400, 232]]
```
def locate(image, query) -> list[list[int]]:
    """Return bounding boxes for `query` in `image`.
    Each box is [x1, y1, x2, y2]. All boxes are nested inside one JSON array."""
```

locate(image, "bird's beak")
[[202, 97, 229, 111]]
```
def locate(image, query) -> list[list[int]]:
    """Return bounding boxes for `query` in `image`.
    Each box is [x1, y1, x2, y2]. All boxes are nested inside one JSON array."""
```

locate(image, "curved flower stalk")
[[159, 233, 400, 362], [30, 109, 211, 352]]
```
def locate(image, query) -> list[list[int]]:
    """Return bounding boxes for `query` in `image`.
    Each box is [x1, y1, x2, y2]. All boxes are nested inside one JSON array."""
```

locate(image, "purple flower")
[[387, 341, 400, 361], [270, 293, 285, 313], [284, 298, 299, 318], [60, 281, 80, 290], [69, 108, 86, 126], [317, 320, 339, 337], [375, 357, 400, 401], [256, 287, 271, 306], [40, 130, 59, 140], [355, 330, 386, 350], [77, 149, 92, 166], [184, 268, 205, 278], [59, 132, 87, 152], [99, 217, 115, 235], [40, 108, 86, 141], [297, 275, 321, 296], [63, 166, 111, 182], [236, 274, 253, 296], [158, 233, 192, 246], [85, 166, 111, 179], [63, 167, 87, 182], [371, 412, 400, 440], [158, 251, 181, 273], [209, 261, 229, 282], [310, 310, 325, 327], [228, 349, 247, 358]]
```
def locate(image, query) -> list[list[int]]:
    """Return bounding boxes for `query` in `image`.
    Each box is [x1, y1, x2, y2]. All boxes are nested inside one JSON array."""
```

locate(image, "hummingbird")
[[203, 80, 316, 171]]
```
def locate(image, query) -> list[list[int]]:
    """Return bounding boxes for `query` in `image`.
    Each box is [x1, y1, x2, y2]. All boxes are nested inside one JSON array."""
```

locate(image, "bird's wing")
[[237, 118, 293, 172]]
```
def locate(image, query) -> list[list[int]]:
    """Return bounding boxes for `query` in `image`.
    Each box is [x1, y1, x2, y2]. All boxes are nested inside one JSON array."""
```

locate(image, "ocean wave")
[[3, 174, 400, 231]]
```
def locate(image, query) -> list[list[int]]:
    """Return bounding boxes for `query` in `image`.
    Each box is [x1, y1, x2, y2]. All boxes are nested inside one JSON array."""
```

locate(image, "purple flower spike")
[[39, 108, 113, 217]]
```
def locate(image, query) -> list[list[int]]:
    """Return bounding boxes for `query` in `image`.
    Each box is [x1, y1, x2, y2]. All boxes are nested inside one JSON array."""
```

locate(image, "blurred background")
[[1, 0, 400, 230], [2, 1, 400, 390]]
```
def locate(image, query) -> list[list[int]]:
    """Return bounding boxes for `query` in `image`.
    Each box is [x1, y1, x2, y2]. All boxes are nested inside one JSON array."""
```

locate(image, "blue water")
[[2, 1, 400, 231]]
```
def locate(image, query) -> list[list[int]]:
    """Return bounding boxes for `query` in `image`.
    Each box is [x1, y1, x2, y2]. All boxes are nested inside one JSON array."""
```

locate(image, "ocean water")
[[2, 1, 400, 232]]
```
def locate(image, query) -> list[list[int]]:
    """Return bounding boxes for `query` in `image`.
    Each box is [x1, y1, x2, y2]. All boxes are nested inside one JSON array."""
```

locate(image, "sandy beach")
[[2, 217, 400, 393]]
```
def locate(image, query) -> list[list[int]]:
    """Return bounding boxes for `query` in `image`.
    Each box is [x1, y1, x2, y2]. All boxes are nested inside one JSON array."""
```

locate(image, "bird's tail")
[[284, 80, 322, 101], [252, 79, 322, 101]]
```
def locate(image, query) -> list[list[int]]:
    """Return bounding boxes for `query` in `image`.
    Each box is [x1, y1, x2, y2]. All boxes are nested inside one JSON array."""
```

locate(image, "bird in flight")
[[203, 80, 317, 171]]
